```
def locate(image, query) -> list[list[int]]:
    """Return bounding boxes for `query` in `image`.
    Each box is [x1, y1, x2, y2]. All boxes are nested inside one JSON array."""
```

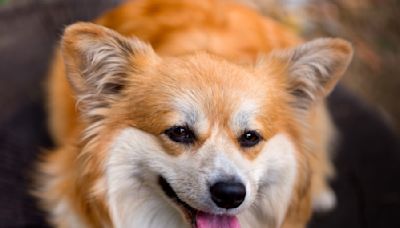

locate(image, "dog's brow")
[[173, 97, 199, 126], [231, 101, 259, 132], [183, 109, 198, 126], [235, 111, 251, 130]]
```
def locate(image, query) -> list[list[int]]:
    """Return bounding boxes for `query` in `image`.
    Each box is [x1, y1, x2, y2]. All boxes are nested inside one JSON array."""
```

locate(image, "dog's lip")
[[158, 175, 198, 227], [158, 176, 242, 228]]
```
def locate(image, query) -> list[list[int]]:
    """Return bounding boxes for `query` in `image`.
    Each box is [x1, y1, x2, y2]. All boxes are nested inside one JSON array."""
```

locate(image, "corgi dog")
[[36, 0, 353, 227]]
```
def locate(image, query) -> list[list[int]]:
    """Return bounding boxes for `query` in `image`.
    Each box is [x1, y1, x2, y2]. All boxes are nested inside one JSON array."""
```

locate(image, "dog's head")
[[61, 23, 352, 228]]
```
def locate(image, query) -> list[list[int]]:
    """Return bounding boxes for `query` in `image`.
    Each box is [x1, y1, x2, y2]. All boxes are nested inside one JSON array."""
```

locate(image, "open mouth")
[[158, 176, 241, 228]]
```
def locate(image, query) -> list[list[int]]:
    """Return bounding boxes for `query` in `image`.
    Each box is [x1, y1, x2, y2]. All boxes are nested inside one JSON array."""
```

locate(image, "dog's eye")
[[239, 130, 262, 147], [164, 126, 196, 144]]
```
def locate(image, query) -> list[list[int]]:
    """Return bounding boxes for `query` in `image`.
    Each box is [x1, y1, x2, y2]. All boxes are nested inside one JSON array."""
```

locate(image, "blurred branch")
[[0, 0, 9, 5]]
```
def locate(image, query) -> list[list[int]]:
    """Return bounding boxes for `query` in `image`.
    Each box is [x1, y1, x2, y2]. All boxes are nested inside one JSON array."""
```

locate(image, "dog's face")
[[62, 23, 352, 228], [104, 53, 298, 228]]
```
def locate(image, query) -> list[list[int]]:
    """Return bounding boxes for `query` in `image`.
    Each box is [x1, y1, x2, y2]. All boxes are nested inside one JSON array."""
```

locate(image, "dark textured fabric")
[[309, 86, 400, 228], [0, 1, 399, 227]]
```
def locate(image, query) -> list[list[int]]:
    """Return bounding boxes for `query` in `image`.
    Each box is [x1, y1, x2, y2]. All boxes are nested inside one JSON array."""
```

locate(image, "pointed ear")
[[61, 22, 157, 111], [269, 38, 353, 110]]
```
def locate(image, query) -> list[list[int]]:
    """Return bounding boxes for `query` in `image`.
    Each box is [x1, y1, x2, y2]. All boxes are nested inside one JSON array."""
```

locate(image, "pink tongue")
[[196, 212, 240, 228]]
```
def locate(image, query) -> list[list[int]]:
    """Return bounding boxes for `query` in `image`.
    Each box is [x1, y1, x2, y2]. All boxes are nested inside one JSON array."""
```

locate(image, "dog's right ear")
[[61, 22, 158, 112]]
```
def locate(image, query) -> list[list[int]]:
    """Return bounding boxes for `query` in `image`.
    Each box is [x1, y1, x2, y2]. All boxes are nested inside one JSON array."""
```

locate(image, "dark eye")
[[238, 130, 262, 147], [164, 126, 196, 144]]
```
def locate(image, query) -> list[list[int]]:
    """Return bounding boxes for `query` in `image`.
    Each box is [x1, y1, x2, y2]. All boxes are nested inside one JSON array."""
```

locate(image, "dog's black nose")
[[210, 182, 246, 209]]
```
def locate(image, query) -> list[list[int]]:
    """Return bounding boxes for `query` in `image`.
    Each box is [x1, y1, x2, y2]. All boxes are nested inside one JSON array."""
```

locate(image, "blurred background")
[[241, 0, 400, 136], [0, 0, 399, 227]]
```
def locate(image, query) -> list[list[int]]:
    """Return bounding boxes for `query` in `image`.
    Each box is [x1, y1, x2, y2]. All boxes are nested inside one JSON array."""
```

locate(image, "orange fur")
[[48, 0, 300, 146], [38, 0, 352, 227]]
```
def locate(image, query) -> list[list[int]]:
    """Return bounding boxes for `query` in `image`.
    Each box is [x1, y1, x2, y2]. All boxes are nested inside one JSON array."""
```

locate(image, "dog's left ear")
[[268, 38, 353, 110]]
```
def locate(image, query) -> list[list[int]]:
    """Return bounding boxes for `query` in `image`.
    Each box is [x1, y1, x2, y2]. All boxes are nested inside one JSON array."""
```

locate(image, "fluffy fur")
[[36, 0, 353, 227]]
